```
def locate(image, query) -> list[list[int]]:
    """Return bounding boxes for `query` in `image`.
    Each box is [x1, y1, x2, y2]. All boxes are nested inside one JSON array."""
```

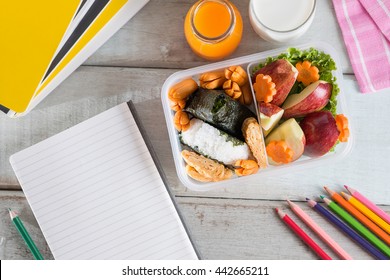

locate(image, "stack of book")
[[0, 0, 149, 117]]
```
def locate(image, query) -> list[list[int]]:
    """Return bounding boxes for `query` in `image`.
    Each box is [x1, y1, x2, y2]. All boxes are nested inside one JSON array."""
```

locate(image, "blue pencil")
[[306, 198, 388, 260]]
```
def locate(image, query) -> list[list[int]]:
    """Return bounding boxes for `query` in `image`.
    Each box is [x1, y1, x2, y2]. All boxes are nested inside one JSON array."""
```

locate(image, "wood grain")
[[0, 191, 53, 260], [1, 0, 389, 260], [84, 0, 352, 73], [2, 69, 389, 205], [2, 191, 388, 260]]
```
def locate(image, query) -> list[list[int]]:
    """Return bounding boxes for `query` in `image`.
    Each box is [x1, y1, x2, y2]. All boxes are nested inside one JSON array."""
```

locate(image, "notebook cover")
[[34, 0, 129, 98], [43, 0, 110, 80], [12, 0, 149, 117], [0, 0, 82, 113]]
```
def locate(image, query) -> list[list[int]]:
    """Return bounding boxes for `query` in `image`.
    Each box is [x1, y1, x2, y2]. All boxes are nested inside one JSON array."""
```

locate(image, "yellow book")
[[0, 0, 81, 113], [6, 0, 150, 117], [35, 0, 128, 97]]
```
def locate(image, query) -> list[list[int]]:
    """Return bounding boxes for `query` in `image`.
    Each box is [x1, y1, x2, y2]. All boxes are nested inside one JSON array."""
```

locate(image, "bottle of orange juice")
[[184, 0, 243, 61]]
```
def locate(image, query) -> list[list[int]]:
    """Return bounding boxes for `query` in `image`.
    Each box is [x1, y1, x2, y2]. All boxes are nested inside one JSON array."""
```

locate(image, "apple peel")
[[253, 74, 276, 103], [266, 140, 294, 164], [282, 80, 332, 119]]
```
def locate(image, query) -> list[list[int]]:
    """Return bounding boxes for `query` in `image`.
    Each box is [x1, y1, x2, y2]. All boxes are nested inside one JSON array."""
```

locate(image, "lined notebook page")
[[10, 103, 198, 260]]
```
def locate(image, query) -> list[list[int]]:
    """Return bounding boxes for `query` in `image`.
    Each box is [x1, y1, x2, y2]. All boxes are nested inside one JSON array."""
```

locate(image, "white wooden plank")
[[177, 196, 388, 260], [2, 191, 388, 260], [1, 0, 386, 262], [0, 191, 53, 260], [1, 66, 389, 205], [0, 66, 175, 188], [85, 0, 352, 73]]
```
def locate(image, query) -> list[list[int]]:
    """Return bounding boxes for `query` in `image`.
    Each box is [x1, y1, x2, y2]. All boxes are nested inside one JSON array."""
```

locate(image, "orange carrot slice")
[[234, 159, 259, 176], [266, 140, 294, 164], [335, 114, 350, 142], [296, 61, 320, 86], [253, 74, 276, 103]]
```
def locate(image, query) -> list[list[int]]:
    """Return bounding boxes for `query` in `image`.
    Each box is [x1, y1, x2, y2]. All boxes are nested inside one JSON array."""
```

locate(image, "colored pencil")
[[344, 185, 390, 225], [341, 192, 390, 235], [324, 186, 390, 246], [287, 200, 352, 259], [8, 208, 44, 260], [275, 208, 332, 260], [321, 196, 390, 257], [307, 199, 388, 260]]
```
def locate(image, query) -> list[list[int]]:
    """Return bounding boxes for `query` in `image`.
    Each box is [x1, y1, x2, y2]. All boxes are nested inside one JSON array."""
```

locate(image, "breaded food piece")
[[242, 117, 268, 169], [181, 150, 232, 182], [185, 165, 213, 182]]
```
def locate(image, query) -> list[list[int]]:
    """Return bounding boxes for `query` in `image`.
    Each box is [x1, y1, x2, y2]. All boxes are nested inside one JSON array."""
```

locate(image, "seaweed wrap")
[[184, 88, 256, 140]]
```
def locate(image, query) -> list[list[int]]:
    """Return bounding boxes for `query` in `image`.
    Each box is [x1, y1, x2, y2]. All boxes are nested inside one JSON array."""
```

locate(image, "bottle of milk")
[[249, 0, 316, 43]]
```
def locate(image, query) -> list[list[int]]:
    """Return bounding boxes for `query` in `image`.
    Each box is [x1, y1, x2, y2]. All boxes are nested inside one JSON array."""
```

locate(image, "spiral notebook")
[[9, 101, 199, 260]]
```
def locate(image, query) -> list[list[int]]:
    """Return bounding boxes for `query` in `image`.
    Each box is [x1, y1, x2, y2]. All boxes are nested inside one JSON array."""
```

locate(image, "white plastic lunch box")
[[161, 42, 353, 191]]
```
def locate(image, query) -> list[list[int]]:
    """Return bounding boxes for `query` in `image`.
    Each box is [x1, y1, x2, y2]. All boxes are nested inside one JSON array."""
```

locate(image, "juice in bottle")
[[184, 0, 243, 61]]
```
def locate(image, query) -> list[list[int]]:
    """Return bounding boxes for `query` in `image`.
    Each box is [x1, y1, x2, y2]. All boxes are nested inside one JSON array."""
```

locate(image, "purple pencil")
[[306, 198, 388, 260]]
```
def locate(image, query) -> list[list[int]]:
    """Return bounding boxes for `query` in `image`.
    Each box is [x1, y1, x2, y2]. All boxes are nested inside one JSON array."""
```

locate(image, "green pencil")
[[321, 196, 390, 258], [8, 208, 44, 260]]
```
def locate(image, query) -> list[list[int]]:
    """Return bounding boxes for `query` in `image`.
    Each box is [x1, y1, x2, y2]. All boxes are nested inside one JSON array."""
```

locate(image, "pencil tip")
[[323, 186, 335, 196], [275, 208, 286, 218], [344, 185, 353, 194], [307, 199, 316, 207], [319, 195, 325, 199], [305, 197, 310, 201], [7, 208, 11, 212], [341, 192, 350, 198], [287, 200, 298, 208]]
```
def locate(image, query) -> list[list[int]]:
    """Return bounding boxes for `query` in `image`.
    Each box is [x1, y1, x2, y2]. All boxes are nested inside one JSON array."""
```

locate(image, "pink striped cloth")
[[332, 0, 390, 93]]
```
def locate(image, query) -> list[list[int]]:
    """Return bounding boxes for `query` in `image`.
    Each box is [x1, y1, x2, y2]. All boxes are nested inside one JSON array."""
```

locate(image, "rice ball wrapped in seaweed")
[[184, 88, 256, 140], [181, 118, 251, 165]]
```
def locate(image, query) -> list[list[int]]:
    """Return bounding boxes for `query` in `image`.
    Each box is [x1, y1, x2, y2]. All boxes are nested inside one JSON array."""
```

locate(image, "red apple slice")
[[252, 59, 298, 106], [259, 102, 284, 136], [282, 81, 332, 119], [265, 118, 306, 165], [299, 111, 340, 157]]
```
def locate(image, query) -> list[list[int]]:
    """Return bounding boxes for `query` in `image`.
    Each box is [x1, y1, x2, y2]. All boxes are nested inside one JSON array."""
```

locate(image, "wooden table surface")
[[1, 0, 389, 260]]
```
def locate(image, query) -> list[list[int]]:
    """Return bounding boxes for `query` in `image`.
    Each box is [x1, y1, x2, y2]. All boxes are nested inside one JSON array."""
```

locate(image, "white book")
[[10, 102, 199, 260]]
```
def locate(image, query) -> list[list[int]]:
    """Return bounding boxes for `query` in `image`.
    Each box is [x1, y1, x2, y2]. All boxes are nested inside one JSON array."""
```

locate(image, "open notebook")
[[10, 102, 199, 260]]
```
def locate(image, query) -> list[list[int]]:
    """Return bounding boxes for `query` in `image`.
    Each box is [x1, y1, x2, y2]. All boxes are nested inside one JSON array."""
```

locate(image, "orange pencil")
[[341, 192, 390, 235], [324, 187, 390, 246]]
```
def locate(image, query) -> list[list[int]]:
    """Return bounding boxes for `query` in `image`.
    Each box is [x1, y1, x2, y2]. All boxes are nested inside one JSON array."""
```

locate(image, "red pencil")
[[276, 208, 332, 260]]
